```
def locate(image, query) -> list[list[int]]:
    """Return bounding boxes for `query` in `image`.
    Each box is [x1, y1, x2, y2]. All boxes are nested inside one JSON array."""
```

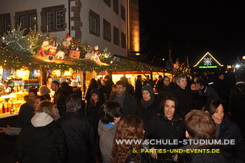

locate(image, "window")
[[89, 10, 100, 36], [29, 14, 37, 30], [113, 26, 119, 45], [15, 9, 37, 33], [0, 13, 11, 35], [121, 5, 126, 21], [103, 19, 111, 41], [113, 0, 119, 15], [121, 32, 126, 48], [46, 12, 53, 31], [41, 5, 66, 32], [19, 15, 26, 31], [104, 0, 111, 7], [56, 10, 64, 30]]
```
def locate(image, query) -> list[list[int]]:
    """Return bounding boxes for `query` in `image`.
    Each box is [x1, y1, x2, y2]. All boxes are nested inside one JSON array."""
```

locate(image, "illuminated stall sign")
[[193, 52, 223, 69]]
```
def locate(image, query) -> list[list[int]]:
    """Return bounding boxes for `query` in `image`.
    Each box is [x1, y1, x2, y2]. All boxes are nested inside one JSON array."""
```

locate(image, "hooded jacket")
[[15, 112, 67, 163], [98, 120, 118, 163]]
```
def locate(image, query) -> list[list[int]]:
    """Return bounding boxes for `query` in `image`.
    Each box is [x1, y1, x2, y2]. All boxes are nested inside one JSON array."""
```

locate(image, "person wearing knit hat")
[[137, 85, 157, 126]]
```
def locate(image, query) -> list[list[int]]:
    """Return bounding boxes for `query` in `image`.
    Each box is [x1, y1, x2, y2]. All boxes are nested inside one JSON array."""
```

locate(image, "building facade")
[[0, 0, 140, 57]]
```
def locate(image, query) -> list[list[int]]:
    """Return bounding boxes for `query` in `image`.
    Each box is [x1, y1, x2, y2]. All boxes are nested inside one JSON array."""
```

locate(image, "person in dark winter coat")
[[143, 75, 154, 88], [51, 81, 73, 117], [157, 76, 175, 104], [196, 78, 219, 107], [86, 89, 104, 130], [137, 85, 158, 126], [145, 95, 185, 161], [85, 78, 98, 101], [97, 79, 107, 101], [135, 75, 143, 102], [214, 73, 227, 100], [15, 101, 67, 163], [110, 81, 137, 116], [207, 99, 245, 162], [175, 110, 227, 163], [155, 75, 164, 92], [17, 89, 37, 128], [120, 76, 135, 96], [229, 72, 245, 138], [171, 74, 194, 117], [104, 75, 114, 101], [98, 102, 122, 162], [59, 94, 97, 163]]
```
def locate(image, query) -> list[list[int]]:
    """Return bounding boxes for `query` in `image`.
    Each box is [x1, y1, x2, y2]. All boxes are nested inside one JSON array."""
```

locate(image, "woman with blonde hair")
[[16, 100, 67, 163], [112, 115, 151, 163]]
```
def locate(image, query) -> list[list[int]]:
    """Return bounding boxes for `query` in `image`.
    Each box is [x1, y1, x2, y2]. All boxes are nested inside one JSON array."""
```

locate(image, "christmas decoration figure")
[[93, 45, 100, 56], [62, 32, 72, 49], [37, 41, 52, 56], [56, 50, 65, 59], [85, 45, 101, 63], [48, 41, 57, 56]]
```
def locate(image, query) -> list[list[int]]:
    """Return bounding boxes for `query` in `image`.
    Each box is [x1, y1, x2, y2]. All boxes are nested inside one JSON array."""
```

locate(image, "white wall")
[[80, 0, 127, 56], [0, 0, 128, 56]]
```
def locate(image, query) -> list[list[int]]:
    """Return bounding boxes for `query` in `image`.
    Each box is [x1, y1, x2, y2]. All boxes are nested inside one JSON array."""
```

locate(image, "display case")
[[0, 92, 27, 118]]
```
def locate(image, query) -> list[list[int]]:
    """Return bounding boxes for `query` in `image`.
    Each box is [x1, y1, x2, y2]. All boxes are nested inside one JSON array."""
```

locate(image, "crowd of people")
[[1, 69, 244, 163]]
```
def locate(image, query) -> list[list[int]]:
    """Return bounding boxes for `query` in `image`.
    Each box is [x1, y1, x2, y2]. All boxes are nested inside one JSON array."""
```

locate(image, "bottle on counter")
[[4, 100, 9, 113], [2, 100, 6, 114], [0, 103, 2, 114], [9, 98, 14, 114]]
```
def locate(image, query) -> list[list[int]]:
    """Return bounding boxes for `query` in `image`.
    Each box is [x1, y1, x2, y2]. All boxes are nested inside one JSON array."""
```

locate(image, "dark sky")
[[139, 1, 245, 66]]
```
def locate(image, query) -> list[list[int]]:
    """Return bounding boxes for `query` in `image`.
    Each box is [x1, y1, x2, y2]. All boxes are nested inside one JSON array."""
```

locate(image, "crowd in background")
[[1, 69, 245, 163]]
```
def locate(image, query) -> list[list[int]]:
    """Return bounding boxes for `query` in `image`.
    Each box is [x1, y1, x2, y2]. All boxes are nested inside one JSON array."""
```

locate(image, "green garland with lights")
[[0, 27, 161, 72]]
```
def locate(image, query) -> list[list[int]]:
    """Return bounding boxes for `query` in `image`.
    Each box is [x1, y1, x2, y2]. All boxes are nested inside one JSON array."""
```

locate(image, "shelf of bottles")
[[0, 91, 28, 117]]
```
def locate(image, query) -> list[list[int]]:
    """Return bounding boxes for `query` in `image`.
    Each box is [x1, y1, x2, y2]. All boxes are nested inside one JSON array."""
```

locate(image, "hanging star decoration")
[[204, 57, 212, 66]]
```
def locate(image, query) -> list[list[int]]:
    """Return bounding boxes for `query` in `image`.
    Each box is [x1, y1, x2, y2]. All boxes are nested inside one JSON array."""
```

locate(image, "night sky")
[[139, 1, 245, 66]]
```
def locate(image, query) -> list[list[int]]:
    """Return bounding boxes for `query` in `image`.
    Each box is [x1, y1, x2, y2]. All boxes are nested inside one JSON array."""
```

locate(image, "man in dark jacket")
[[51, 81, 73, 117], [59, 94, 97, 163], [171, 74, 194, 117], [110, 80, 137, 116], [196, 78, 219, 108]]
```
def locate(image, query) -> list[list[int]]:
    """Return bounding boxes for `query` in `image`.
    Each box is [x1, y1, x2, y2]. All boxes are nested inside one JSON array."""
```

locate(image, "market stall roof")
[[106, 55, 163, 72], [31, 56, 78, 65], [193, 52, 224, 68]]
